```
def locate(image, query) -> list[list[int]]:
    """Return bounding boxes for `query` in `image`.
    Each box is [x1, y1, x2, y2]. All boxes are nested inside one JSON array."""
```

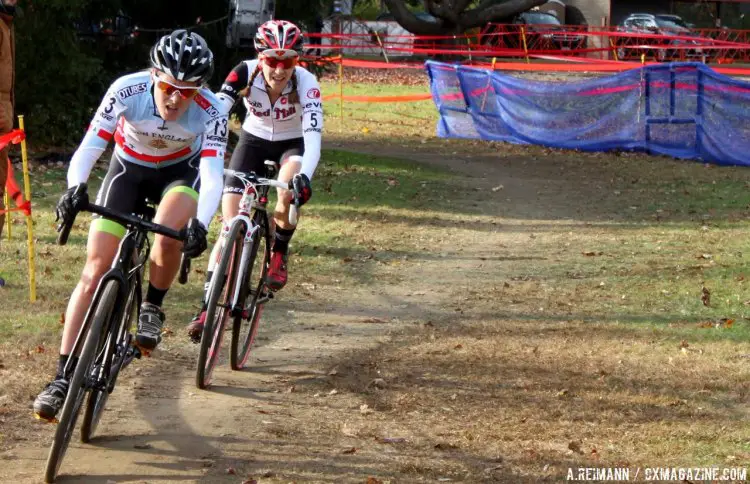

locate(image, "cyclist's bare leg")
[[205, 193, 242, 271], [266, 157, 302, 291], [273, 157, 302, 229], [148, 191, 197, 290], [187, 192, 242, 339], [59, 229, 121, 355]]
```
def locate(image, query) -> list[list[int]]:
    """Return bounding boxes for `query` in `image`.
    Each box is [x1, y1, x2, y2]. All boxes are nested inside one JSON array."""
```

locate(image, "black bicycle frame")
[[60, 213, 151, 383]]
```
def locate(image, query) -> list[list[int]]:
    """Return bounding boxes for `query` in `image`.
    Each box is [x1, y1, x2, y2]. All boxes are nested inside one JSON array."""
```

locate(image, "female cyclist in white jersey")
[[33, 30, 228, 421], [187, 20, 323, 341]]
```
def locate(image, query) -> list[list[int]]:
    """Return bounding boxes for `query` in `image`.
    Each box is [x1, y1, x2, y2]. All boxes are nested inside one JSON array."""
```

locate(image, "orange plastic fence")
[[308, 24, 750, 64], [323, 93, 432, 103], [0, 129, 30, 216]]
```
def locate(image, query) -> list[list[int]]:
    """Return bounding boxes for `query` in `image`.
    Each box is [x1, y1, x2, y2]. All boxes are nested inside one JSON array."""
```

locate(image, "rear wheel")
[[44, 280, 117, 483], [230, 220, 270, 370], [196, 220, 244, 389]]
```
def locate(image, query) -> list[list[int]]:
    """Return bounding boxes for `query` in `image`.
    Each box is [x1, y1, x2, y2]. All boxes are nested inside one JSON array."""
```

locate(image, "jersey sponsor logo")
[[151, 132, 190, 143], [274, 106, 297, 120], [306, 88, 321, 99], [304, 102, 322, 109], [226, 71, 239, 83], [248, 100, 262, 108], [280, 96, 288, 105], [304, 127, 322, 133], [194, 94, 220, 118], [149, 139, 169, 150], [206, 135, 226, 143], [98, 112, 115, 122], [252, 107, 271, 117], [117, 82, 148, 100]]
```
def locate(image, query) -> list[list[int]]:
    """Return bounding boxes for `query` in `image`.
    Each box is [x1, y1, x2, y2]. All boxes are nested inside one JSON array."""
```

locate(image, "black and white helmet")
[[150, 30, 214, 84]]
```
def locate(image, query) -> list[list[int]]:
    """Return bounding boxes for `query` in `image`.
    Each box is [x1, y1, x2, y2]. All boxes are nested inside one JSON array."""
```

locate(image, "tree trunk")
[[383, 0, 547, 34]]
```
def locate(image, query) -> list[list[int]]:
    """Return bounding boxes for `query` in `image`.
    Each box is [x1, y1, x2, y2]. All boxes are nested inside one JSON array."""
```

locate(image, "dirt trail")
[[0, 139, 584, 483]]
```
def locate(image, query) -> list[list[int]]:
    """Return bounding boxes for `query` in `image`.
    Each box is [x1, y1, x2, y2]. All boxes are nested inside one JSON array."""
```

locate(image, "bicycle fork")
[[230, 221, 261, 318]]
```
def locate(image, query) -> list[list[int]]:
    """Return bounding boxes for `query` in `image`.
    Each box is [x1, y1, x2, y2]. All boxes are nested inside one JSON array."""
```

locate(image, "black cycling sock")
[[273, 227, 296, 254], [56, 355, 79, 379], [146, 283, 168, 307]]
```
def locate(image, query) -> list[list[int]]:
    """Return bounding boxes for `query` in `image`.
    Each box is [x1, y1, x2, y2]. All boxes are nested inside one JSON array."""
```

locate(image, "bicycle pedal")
[[33, 413, 59, 424]]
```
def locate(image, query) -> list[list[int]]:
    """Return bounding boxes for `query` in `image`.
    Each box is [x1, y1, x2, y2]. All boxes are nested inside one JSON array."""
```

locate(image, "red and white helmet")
[[254, 20, 304, 56]]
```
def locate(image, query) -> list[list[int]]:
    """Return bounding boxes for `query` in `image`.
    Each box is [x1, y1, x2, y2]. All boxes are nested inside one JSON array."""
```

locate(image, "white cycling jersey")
[[67, 71, 229, 227], [217, 59, 323, 179]]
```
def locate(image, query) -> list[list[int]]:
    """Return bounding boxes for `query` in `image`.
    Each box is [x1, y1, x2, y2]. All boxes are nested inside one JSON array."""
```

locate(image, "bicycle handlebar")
[[224, 168, 300, 225], [56, 200, 185, 246]]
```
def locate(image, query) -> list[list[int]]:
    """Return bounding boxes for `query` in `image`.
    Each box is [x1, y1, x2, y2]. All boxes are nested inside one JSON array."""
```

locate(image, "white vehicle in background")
[[320, 18, 415, 57], [226, 0, 275, 48]]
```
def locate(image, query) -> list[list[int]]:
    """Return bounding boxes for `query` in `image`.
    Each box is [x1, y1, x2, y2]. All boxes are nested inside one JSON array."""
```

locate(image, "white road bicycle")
[[196, 161, 299, 388]]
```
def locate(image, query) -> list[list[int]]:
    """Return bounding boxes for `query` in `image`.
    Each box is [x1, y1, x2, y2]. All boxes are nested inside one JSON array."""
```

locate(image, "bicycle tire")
[[230, 220, 270, 370], [44, 280, 117, 483], [196, 219, 244, 389], [80, 280, 135, 442]]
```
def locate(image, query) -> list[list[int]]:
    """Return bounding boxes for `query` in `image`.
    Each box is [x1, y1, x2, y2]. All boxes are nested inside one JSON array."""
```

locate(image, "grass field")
[[2, 77, 750, 481]]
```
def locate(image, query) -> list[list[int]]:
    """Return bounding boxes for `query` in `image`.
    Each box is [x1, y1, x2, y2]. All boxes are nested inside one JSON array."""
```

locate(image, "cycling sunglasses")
[[155, 78, 201, 100], [261, 55, 298, 70]]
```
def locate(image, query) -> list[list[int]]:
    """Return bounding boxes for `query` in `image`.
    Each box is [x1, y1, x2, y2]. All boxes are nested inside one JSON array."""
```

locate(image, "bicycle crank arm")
[[255, 291, 274, 306]]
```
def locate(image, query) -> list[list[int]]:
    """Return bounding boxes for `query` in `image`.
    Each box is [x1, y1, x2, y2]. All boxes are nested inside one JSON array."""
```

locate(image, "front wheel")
[[80, 280, 135, 443], [44, 280, 117, 483], [230, 221, 270, 370], [196, 219, 244, 389]]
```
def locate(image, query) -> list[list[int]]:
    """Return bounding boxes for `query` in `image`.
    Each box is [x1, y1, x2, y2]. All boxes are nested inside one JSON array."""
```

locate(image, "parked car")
[[480, 10, 586, 52], [615, 13, 705, 61]]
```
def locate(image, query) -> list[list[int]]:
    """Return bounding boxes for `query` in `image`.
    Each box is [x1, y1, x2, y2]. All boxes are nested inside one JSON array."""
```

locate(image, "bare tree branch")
[[384, 0, 547, 34], [460, 0, 546, 29], [383, 0, 447, 34]]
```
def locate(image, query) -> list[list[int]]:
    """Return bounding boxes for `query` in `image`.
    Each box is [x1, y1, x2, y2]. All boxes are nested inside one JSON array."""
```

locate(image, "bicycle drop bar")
[[223, 169, 300, 225], [88, 204, 184, 240], [57, 202, 184, 245]]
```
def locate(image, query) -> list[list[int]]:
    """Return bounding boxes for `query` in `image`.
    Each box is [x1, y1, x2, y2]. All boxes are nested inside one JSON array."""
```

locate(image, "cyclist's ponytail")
[[248, 64, 262, 91], [289, 70, 299, 104]]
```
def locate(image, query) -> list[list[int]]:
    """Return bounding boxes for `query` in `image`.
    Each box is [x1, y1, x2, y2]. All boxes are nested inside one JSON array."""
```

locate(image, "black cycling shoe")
[[136, 303, 165, 351], [33, 377, 69, 421]]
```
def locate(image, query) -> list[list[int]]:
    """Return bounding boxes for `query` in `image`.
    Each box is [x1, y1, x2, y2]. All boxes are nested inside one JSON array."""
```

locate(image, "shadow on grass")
[[328, 137, 750, 226]]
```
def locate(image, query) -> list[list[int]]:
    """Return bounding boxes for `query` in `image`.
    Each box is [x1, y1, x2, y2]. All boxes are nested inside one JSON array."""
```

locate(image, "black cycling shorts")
[[92, 152, 200, 237], [224, 130, 304, 195]]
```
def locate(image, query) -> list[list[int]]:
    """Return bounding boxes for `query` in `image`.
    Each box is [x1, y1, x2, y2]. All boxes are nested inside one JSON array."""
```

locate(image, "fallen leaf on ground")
[[568, 441, 583, 454], [361, 318, 388, 324], [342, 447, 357, 454], [368, 378, 386, 389]]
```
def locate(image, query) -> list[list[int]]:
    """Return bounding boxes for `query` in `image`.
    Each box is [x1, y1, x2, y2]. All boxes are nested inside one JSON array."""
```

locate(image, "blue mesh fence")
[[426, 61, 750, 166]]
